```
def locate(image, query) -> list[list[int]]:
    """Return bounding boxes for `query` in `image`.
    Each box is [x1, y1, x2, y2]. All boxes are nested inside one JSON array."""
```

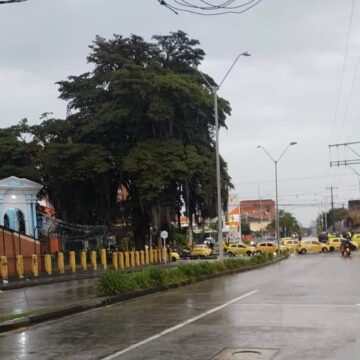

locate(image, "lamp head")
[[290, 141, 297, 146], [242, 51, 251, 57]]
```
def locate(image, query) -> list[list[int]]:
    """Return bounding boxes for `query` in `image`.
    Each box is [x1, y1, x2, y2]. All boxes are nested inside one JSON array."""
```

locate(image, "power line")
[[157, 0, 263, 15], [329, 0, 357, 143], [0, 0, 27, 4], [235, 172, 355, 186]]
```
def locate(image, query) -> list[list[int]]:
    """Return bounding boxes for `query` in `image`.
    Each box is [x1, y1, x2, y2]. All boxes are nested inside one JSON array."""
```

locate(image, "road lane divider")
[[101, 289, 259, 360]]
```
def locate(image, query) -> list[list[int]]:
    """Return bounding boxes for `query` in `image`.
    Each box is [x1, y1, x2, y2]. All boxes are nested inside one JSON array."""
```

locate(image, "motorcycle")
[[341, 246, 351, 257]]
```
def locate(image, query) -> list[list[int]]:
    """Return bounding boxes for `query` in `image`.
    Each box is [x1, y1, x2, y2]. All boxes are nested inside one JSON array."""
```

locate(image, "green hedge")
[[96, 253, 283, 297]]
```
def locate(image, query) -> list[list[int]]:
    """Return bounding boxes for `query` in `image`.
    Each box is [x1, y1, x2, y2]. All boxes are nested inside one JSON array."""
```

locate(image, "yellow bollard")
[[140, 250, 145, 266], [69, 251, 76, 273], [153, 249, 158, 263], [118, 252, 124, 270], [45, 254, 52, 275], [100, 249, 107, 270], [112, 252, 118, 270], [130, 251, 135, 267], [157, 248, 162, 262], [91, 251, 97, 271], [58, 252, 65, 274], [0, 256, 8, 280], [135, 251, 140, 267], [145, 250, 149, 265], [81, 251, 87, 272], [149, 249, 153, 264], [124, 251, 130, 268], [16, 255, 24, 279], [31, 254, 39, 277]]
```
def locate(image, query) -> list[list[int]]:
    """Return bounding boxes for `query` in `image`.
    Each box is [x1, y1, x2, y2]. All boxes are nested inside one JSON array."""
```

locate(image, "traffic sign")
[[160, 230, 168, 239]]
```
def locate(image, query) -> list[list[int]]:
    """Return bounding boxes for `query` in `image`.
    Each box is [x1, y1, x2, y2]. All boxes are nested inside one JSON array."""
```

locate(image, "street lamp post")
[[196, 51, 250, 261], [257, 142, 297, 252]]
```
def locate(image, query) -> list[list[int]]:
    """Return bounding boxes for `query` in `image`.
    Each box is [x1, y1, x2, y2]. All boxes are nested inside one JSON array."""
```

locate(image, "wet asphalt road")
[[0, 253, 360, 360], [0, 260, 197, 315], [0, 278, 97, 315]]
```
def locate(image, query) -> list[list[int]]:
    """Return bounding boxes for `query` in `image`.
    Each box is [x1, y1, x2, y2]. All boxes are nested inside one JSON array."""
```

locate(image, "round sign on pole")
[[160, 230, 168, 239]]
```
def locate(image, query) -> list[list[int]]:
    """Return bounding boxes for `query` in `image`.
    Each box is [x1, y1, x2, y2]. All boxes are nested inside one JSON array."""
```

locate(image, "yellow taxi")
[[255, 242, 278, 254], [297, 239, 328, 254], [169, 251, 180, 261], [227, 243, 256, 257], [280, 238, 300, 252], [326, 237, 344, 252], [222, 241, 229, 252], [190, 244, 212, 258], [351, 233, 360, 248]]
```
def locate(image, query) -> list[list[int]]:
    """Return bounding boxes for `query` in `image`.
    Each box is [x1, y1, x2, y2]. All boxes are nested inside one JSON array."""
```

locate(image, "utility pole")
[[326, 186, 337, 232], [238, 201, 242, 241]]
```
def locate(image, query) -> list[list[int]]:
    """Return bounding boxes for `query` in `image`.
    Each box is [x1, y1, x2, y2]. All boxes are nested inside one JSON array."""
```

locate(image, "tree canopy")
[[0, 31, 233, 249], [267, 210, 301, 237]]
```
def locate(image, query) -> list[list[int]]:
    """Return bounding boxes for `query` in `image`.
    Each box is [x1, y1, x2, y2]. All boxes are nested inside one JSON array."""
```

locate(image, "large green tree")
[[0, 119, 39, 181], [317, 207, 348, 232], [267, 210, 301, 237], [25, 31, 232, 248]]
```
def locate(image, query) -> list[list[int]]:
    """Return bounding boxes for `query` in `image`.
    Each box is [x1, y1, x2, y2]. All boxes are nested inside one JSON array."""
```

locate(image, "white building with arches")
[[0, 176, 42, 239]]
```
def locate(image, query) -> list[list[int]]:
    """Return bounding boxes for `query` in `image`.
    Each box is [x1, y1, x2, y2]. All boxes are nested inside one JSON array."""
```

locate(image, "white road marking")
[[239, 303, 359, 308], [101, 289, 259, 360]]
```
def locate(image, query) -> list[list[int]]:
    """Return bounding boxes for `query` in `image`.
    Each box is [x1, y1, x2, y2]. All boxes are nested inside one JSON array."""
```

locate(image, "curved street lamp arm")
[[257, 145, 275, 163], [218, 51, 250, 89], [196, 69, 216, 92], [277, 144, 291, 162], [277, 141, 297, 162]]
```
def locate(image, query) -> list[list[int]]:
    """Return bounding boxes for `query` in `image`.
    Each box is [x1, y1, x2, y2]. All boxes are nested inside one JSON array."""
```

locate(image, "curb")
[[0, 254, 288, 334]]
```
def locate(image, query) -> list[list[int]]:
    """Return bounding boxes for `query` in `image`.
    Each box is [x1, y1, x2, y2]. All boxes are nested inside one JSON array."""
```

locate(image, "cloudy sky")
[[1, 0, 360, 227]]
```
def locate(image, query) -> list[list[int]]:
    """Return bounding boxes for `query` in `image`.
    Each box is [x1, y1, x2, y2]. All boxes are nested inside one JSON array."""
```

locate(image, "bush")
[[97, 270, 138, 296], [97, 253, 283, 296]]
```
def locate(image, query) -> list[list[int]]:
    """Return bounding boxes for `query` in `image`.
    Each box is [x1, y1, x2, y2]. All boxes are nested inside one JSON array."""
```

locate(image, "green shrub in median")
[[97, 253, 282, 297]]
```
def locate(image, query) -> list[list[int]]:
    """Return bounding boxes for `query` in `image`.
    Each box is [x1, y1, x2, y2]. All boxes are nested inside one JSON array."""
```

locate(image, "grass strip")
[[97, 252, 286, 297]]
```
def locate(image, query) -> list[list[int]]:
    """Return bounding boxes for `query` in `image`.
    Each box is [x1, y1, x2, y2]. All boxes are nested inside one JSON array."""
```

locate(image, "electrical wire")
[[158, 0, 263, 15], [0, 0, 27, 3], [328, 0, 356, 143]]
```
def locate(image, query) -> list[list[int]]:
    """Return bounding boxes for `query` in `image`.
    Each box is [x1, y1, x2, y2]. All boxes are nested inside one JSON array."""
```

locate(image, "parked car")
[[227, 243, 256, 256], [190, 244, 212, 258], [297, 240, 328, 254], [255, 242, 278, 254], [280, 239, 300, 252], [351, 233, 360, 248], [326, 237, 344, 252], [169, 251, 180, 261]]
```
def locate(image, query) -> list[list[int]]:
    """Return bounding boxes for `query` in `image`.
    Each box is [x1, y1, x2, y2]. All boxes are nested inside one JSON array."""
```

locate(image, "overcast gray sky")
[[1, 0, 360, 227]]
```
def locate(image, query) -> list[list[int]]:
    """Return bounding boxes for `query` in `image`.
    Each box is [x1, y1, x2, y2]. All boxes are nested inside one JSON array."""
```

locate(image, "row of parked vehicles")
[[189, 235, 360, 258], [175, 234, 360, 259]]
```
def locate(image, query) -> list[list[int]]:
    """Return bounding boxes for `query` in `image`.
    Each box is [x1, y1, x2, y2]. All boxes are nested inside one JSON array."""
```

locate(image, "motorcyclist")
[[340, 237, 351, 256]]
